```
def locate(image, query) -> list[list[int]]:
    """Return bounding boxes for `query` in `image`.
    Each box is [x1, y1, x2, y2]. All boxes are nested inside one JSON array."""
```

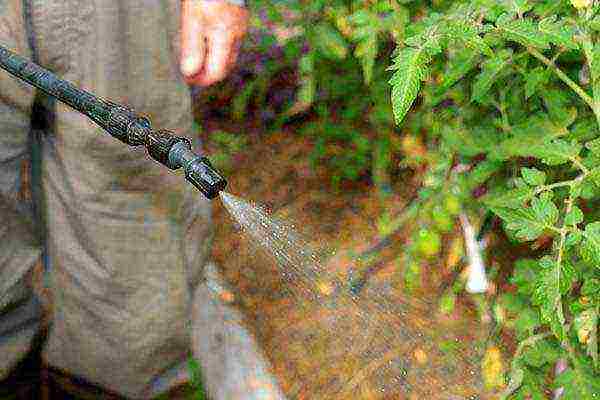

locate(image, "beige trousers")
[[0, 1, 285, 399]]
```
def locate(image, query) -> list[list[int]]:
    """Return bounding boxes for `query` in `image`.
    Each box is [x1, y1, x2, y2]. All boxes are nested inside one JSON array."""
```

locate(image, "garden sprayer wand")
[[0, 44, 226, 200]]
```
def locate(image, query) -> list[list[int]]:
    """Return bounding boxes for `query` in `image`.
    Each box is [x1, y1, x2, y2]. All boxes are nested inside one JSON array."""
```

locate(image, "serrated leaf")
[[532, 256, 561, 324], [560, 260, 577, 294], [389, 47, 431, 125], [565, 206, 584, 226], [494, 207, 545, 240], [472, 50, 511, 103], [538, 16, 578, 50], [531, 194, 559, 226], [483, 186, 535, 208], [521, 167, 547, 186], [448, 21, 494, 57], [524, 67, 550, 99], [493, 195, 558, 241], [529, 139, 582, 165], [580, 222, 600, 267], [497, 16, 550, 49]]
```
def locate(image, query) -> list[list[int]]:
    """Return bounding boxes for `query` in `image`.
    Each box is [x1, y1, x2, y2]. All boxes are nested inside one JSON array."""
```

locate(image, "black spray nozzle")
[[168, 141, 227, 199], [0, 44, 227, 200]]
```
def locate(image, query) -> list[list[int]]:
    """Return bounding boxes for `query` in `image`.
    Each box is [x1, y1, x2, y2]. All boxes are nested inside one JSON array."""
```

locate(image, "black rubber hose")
[[0, 44, 227, 199]]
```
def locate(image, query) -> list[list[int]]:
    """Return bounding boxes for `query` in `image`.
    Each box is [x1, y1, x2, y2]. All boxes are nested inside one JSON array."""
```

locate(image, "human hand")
[[180, 0, 249, 87]]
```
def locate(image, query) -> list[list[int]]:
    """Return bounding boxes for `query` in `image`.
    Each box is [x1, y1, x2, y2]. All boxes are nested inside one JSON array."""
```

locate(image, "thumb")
[[180, 0, 206, 79]]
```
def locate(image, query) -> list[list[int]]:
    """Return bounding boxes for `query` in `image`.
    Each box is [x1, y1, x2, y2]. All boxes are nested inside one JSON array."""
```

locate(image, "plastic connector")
[[168, 141, 227, 199]]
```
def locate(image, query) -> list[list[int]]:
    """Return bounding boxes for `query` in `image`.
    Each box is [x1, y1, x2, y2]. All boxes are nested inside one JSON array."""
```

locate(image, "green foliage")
[[384, 0, 599, 396], [236, 0, 599, 396], [389, 47, 431, 124]]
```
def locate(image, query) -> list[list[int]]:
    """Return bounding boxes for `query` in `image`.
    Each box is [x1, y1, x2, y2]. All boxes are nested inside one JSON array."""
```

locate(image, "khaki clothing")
[[0, 1, 284, 399]]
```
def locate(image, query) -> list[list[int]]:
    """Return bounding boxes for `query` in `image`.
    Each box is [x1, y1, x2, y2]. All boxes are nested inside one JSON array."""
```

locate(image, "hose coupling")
[[168, 141, 227, 199]]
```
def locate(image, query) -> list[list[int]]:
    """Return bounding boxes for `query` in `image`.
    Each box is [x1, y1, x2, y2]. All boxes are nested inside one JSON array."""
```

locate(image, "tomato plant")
[[224, 0, 600, 397]]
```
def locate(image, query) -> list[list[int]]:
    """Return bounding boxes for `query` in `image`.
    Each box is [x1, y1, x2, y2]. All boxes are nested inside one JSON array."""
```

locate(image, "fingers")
[[180, 0, 206, 80], [196, 28, 237, 87], [180, 0, 249, 87]]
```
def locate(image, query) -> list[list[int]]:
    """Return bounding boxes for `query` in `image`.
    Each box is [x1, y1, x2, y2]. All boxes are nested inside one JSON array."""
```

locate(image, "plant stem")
[[536, 173, 586, 194], [571, 157, 590, 175], [554, 194, 574, 331], [526, 47, 595, 110]]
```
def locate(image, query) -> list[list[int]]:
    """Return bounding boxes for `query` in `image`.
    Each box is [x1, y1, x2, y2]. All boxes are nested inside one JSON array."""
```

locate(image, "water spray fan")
[[0, 45, 227, 200]]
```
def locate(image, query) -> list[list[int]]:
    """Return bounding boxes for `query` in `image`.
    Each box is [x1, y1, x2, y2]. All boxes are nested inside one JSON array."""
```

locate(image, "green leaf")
[[541, 88, 577, 128], [580, 222, 600, 267], [447, 21, 494, 56], [560, 259, 577, 294], [313, 23, 349, 60], [532, 256, 561, 324], [566, 230, 583, 247], [465, 160, 504, 190], [497, 15, 550, 49], [585, 137, 600, 157], [511, 259, 541, 296], [492, 195, 558, 241], [553, 358, 600, 400], [529, 139, 582, 165], [524, 67, 550, 99], [532, 193, 559, 226], [349, 10, 379, 85], [389, 47, 431, 125], [565, 206, 584, 226], [521, 339, 561, 368], [511, 367, 546, 400], [521, 167, 547, 186], [354, 34, 378, 85], [483, 186, 535, 208], [287, 52, 315, 116], [435, 49, 480, 97], [581, 278, 600, 298], [471, 50, 512, 103], [502, 0, 533, 15], [538, 16, 578, 50], [588, 167, 600, 188], [587, 42, 600, 85]]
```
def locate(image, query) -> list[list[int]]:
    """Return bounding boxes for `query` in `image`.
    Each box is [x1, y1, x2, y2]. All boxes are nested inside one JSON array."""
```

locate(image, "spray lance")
[[0, 44, 226, 200]]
